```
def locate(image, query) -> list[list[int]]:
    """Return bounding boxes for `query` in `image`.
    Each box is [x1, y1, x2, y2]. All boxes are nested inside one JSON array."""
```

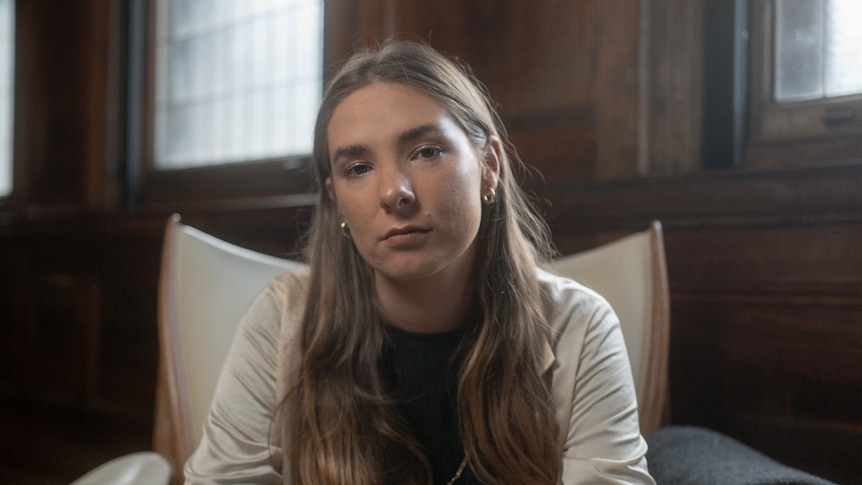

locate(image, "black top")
[[382, 324, 479, 485]]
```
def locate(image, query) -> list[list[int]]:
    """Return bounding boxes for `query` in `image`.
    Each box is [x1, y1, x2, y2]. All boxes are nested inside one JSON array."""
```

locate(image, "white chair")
[[546, 221, 670, 436], [72, 215, 302, 485], [153, 214, 304, 484], [69, 452, 172, 485]]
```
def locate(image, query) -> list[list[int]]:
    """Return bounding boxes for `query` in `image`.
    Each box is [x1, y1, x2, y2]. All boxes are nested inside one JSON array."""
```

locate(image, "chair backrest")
[[546, 221, 670, 436], [153, 215, 303, 482]]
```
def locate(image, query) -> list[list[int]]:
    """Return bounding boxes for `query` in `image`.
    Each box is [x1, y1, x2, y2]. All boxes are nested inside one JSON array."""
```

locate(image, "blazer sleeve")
[[552, 284, 655, 484], [183, 284, 285, 485]]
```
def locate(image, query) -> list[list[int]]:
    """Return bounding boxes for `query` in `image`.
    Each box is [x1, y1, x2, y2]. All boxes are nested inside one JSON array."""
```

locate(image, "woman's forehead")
[[327, 83, 457, 148]]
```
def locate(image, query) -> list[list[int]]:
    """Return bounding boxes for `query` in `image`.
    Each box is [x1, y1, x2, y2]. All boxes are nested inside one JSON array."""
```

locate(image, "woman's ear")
[[482, 136, 502, 189], [325, 177, 335, 200]]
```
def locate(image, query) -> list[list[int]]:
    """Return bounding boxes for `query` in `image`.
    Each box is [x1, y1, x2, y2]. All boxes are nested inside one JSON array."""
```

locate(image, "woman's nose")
[[379, 167, 416, 212]]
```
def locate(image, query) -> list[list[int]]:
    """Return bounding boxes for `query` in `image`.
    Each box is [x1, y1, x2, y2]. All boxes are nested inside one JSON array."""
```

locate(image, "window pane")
[[0, 0, 13, 197], [825, 0, 862, 97], [154, 0, 322, 170], [774, 0, 862, 102], [774, 0, 823, 102]]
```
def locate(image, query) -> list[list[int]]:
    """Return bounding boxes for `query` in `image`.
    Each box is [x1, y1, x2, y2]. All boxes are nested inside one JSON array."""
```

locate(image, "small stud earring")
[[482, 187, 497, 206], [340, 221, 351, 238]]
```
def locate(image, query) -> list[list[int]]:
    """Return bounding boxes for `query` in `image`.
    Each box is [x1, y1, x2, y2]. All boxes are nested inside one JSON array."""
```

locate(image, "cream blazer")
[[185, 268, 655, 484]]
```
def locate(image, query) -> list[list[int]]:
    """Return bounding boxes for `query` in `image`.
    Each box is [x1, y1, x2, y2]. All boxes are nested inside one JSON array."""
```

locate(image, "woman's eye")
[[415, 146, 442, 160], [345, 163, 371, 177]]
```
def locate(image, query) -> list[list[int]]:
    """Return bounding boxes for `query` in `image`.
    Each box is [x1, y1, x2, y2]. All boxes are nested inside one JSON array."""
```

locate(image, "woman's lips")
[[382, 227, 432, 246]]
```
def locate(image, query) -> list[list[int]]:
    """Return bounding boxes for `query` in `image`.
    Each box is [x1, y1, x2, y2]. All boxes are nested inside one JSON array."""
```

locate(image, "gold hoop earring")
[[482, 187, 497, 206], [340, 221, 351, 238]]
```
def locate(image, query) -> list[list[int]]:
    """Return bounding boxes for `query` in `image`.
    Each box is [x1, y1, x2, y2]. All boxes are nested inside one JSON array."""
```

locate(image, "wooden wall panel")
[[379, 1, 609, 181], [92, 225, 163, 415], [671, 295, 862, 481], [399, 1, 597, 126], [0, 240, 25, 393], [387, 0, 703, 183], [666, 222, 862, 294], [0, 205, 310, 423], [508, 125, 597, 181], [21, 273, 102, 406], [642, 0, 704, 174], [594, 0, 641, 179], [544, 163, 862, 232], [672, 296, 862, 423], [12, 0, 114, 215]]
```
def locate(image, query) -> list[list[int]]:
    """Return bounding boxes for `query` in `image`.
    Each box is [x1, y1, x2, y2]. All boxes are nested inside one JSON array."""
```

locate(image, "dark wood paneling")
[[0, 215, 161, 413], [645, 0, 704, 173], [671, 295, 862, 482], [20, 273, 102, 407], [406, 1, 597, 127], [12, 0, 114, 215], [672, 296, 862, 423], [0, 205, 310, 419], [667, 222, 862, 294], [393, 1, 605, 180], [545, 163, 862, 232], [508, 125, 597, 181], [594, 0, 641, 179]]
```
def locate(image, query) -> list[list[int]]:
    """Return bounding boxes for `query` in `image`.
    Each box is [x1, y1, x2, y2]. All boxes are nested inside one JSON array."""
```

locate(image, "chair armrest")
[[69, 452, 172, 485]]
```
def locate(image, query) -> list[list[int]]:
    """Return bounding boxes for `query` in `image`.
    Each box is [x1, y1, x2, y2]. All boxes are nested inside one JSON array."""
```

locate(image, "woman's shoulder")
[[242, 266, 310, 399], [270, 265, 311, 297], [535, 267, 616, 334], [267, 265, 311, 324], [237, 267, 310, 346]]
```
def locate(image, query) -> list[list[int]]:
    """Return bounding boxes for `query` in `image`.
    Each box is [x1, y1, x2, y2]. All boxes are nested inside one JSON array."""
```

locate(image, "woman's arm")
[[546, 277, 655, 484], [184, 284, 285, 484]]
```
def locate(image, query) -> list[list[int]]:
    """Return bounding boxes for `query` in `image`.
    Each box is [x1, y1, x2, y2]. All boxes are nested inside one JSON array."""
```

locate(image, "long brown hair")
[[284, 40, 560, 484]]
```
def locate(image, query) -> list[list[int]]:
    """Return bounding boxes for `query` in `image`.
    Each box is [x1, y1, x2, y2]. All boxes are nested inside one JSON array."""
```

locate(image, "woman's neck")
[[375, 269, 476, 334]]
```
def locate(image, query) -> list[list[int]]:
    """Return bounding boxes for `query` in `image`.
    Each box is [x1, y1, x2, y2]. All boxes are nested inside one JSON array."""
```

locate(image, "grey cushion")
[[646, 426, 835, 485]]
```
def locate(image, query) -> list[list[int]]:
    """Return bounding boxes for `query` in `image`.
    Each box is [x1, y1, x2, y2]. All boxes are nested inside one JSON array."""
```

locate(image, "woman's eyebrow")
[[397, 124, 444, 145], [331, 143, 370, 165], [331, 124, 444, 164]]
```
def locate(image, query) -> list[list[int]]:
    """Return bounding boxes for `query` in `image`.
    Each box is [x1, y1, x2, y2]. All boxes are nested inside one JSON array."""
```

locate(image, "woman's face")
[[326, 82, 499, 285]]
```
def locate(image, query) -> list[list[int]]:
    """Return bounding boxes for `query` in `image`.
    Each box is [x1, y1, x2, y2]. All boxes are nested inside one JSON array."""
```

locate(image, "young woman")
[[185, 40, 654, 484]]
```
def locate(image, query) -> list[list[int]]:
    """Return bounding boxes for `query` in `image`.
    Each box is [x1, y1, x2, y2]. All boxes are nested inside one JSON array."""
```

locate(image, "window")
[[746, 0, 862, 167], [153, 0, 323, 171], [774, 0, 862, 102], [0, 0, 13, 198]]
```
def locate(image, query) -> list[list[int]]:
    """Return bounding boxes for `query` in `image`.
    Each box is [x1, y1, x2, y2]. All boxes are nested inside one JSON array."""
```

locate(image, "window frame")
[[745, 0, 862, 169], [129, 0, 323, 210]]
